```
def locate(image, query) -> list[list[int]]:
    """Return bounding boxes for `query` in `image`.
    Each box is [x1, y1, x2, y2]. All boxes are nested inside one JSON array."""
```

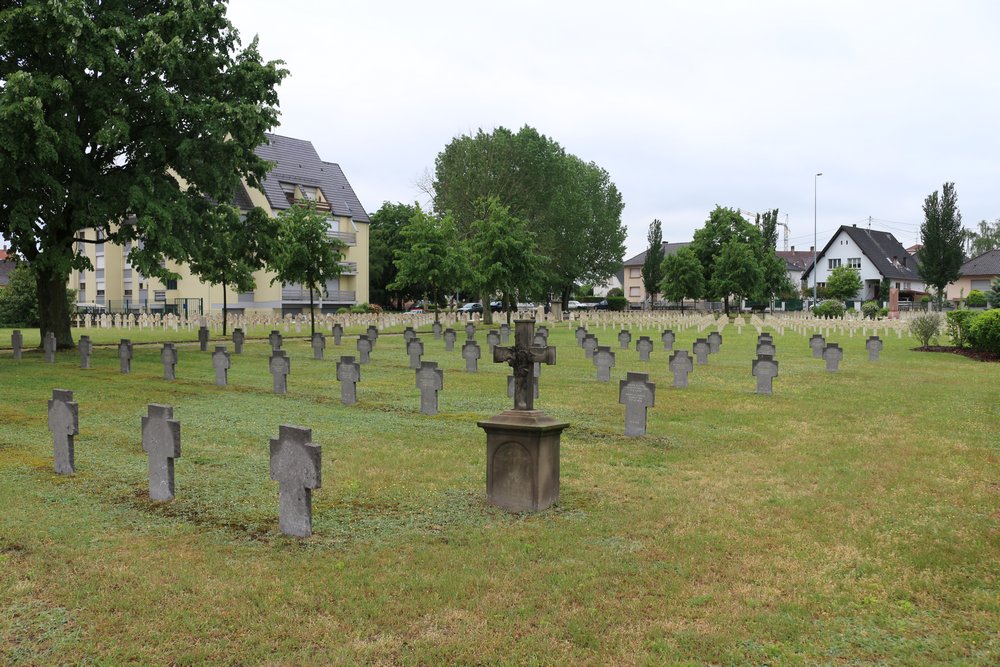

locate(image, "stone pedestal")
[[478, 410, 568, 512]]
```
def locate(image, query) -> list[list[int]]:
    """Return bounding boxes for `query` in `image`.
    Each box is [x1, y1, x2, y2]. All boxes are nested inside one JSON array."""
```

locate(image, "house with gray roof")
[[622, 241, 691, 305], [946, 249, 1000, 302], [802, 225, 926, 302]]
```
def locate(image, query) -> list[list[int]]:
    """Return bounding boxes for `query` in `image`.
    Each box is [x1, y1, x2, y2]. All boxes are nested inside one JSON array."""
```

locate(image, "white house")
[[802, 225, 925, 302]]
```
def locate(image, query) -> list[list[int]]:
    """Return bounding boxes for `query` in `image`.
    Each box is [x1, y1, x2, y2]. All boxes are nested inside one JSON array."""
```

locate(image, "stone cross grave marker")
[[141, 404, 181, 501], [336, 356, 360, 405], [809, 334, 825, 358], [593, 346, 615, 382], [269, 350, 290, 394], [415, 361, 444, 415], [618, 329, 632, 349], [707, 331, 722, 354], [78, 335, 92, 369], [462, 340, 481, 372], [582, 334, 598, 359], [269, 330, 283, 352], [356, 334, 372, 363], [443, 328, 457, 352], [661, 329, 675, 350], [537, 325, 549, 342], [331, 323, 343, 345], [367, 325, 379, 347], [11, 330, 22, 361], [499, 323, 510, 344], [866, 335, 883, 361], [44, 332, 57, 363], [532, 332, 546, 348], [575, 326, 587, 347], [465, 322, 476, 340], [492, 319, 556, 411], [486, 330, 500, 354], [161, 343, 178, 380], [311, 332, 326, 360], [118, 339, 133, 374], [508, 374, 539, 400], [48, 389, 79, 475], [756, 340, 776, 357], [212, 346, 230, 386], [269, 425, 322, 538], [432, 321, 442, 340], [669, 350, 694, 388], [636, 336, 653, 361], [232, 328, 245, 354], [823, 343, 843, 372], [619, 371, 656, 436], [693, 338, 710, 365], [198, 326, 209, 352], [403, 326, 416, 343], [752, 354, 779, 395], [407, 337, 424, 369]]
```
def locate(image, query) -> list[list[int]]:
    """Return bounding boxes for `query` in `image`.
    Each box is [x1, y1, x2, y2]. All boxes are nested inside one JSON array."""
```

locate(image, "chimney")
[[790, 245, 795, 252], [853, 223, 857, 227], [810, 246, 814, 252]]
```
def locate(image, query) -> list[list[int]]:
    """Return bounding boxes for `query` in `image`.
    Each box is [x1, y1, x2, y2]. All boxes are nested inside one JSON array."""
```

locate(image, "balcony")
[[328, 230, 356, 246], [281, 286, 356, 304], [339, 262, 358, 275]]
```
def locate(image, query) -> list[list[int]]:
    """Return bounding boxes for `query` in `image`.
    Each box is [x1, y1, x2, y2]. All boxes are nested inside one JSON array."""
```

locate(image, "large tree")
[[962, 218, 1000, 257], [918, 182, 964, 308], [389, 206, 467, 322], [824, 265, 863, 302], [641, 219, 664, 307], [369, 201, 419, 310], [0, 0, 287, 347], [754, 209, 791, 304], [659, 247, 704, 312], [269, 201, 346, 336], [710, 238, 762, 313], [690, 206, 765, 314]]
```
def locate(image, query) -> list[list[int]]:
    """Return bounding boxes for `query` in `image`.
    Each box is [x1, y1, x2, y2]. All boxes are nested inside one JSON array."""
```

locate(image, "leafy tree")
[[918, 182, 964, 308], [468, 198, 545, 324], [754, 208, 792, 303], [389, 206, 467, 322], [824, 265, 863, 302], [269, 201, 346, 336], [690, 206, 765, 314], [710, 238, 762, 312], [0, 262, 38, 326], [988, 278, 1000, 309], [187, 206, 276, 336], [641, 219, 664, 307], [962, 219, 1000, 257], [0, 0, 287, 347], [660, 247, 704, 312], [369, 202, 419, 310], [879, 276, 892, 303]]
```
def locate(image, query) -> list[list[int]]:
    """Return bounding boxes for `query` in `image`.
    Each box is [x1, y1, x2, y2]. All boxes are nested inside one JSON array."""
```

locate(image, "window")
[[629, 268, 641, 278], [847, 258, 861, 269], [828, 258, 841, 269], [279, 182, 296, 205], [166, 279, 178, 290], [154, 291, 167, 302], [629, 286, 641, 297]]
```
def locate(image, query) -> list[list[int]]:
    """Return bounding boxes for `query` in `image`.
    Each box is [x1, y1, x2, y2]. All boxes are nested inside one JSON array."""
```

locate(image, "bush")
[[606, 287, 624, 298], [861, 300, 880, 320], [946, 310, 979, 348], [813, 300, 845, 319], [909, 313, 941, 347], [367, 303, 383, 314], [0, 263, 39, 326], [605, 296, 628, 311], [878, 307, 889, 318], [988, 279, 1000, 309], [968, 309, 1000, 355], [336, 307, 349, 314], [965, 289, 987, 308]]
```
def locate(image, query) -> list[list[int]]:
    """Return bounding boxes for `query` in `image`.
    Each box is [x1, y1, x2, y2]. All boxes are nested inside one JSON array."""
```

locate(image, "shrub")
[[878, 307, 889, 318], [606, 296, 628, 311], [946, 310, 979, 348], [988, 278, 1000, 309], [861, 300, 880, 320], [968, 309, 1000, 355], [908, 313, 941, 347], [965, 289, 987, 308], [813, 300, 845, 319], [606, 287, 624, 298], [367, 303, 383, 314], [336, 307, 349, 314]]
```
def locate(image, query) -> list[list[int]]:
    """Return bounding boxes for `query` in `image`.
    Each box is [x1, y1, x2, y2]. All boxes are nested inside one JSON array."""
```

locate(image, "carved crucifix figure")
[[492, 320, 556, 411]]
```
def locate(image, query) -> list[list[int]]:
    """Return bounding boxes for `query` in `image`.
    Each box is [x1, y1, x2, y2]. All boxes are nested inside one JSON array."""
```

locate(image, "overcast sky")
[[226, 0, 1000, 260]]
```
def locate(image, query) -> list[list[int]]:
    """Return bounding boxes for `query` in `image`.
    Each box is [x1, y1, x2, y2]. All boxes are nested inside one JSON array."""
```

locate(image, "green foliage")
[[967, 309, 1000, 355], [879, 276, 892, 302], [0, 0, 287, 344], [965, 289, 987, 308], [389, 206, 467, 319], [710, 238, 762, 310], [606, 296, 628, 311], [369, 202, 420, 309], [825, 266, 863, 302], [607, 287, 624, 297], [908, 313, 942, 347], [336, 307, 349, 314], [861, 301, 880, 319], [690, 206, 774, 312], [641, 219, 664, 302], [962, 218, 1000, 257], [812, 300, 845, 319], [269, 201, 346, 334], [879, 306, 889, 317], [467, 197, 544, 316], [918, 182, 965, 307], [0, 263, 38, 326], [989, 278, 1000, 308], [660, 247, 704, 310], [946, 310, 979, 348]]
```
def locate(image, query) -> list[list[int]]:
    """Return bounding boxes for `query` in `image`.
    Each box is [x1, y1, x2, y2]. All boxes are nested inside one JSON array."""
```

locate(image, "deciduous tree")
[[389, 206, 467, 322], [369, 201, 420, 310], [641, 219, 664, 307], [659, 247, 704, 312], [824, 265, 863, 302], [918, 182, 964, 308], [710, 239, 762, 312]]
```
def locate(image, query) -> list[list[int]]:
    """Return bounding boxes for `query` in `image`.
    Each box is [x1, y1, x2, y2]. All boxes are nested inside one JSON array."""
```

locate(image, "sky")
[[226, 0, 1000, 260]]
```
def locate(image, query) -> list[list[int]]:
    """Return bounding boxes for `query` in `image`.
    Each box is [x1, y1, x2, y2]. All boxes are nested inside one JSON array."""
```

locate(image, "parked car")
[[594, 299, 610, 311], [489, 300, 503, 312], [458, 302, 483, 313]]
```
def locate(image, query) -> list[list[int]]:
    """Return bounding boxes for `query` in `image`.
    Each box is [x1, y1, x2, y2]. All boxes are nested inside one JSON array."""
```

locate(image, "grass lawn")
[[1, 319, 998, 665]]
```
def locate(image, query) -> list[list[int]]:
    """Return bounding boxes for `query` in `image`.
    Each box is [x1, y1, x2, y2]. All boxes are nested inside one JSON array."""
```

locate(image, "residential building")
[[775, 246, 815, 291], [71, 133, 369, 316], [946, 249, 1000, 302], [801, 224, 925, 302], [622, 242, 691, 305]]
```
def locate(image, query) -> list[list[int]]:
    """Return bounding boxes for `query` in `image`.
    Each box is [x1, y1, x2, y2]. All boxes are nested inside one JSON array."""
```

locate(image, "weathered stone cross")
[[269, 424, 322, 538], [48, 389, 79, 474], [492, 320, 556, 411], [141, 404, 181, 500]]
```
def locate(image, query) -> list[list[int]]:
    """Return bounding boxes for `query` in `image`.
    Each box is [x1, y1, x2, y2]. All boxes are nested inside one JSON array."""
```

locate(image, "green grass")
[[1, 319, 998, 665]]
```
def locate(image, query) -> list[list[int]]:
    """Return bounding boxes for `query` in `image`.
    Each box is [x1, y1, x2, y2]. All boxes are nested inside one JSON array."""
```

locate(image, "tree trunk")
[[222, 280, 229, 336], [36, 263, 75, 349], [309, 286, 316, 336], [481, 294, 493, 325], [723, 296, 730, 316], [561, 286, 571, 312]]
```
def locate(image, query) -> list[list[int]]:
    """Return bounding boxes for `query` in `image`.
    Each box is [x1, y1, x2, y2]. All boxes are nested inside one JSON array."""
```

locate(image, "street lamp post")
[[813, 172, 823, 306]]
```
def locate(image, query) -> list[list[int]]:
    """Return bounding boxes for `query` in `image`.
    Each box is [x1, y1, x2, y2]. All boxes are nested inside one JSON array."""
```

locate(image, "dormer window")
[[279, 182, 296, 205]]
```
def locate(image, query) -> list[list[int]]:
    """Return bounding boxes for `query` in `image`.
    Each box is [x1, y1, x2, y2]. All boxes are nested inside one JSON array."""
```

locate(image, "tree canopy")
[[369, 201, 420, 310], [0, 0, 287, 346], [659, 247, 704, 311], [962, 219, 1000, 257], [824, 265, 863, 302], [918, 182, 964, 307], [641, 219, 664, 305], [389, 206, 467, 321], [690, 206, 767, 313]]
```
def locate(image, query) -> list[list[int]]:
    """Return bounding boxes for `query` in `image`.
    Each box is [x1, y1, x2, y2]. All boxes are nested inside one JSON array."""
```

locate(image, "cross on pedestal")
[[492, 320, 556, 411], [269, 425, 322, 538]]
